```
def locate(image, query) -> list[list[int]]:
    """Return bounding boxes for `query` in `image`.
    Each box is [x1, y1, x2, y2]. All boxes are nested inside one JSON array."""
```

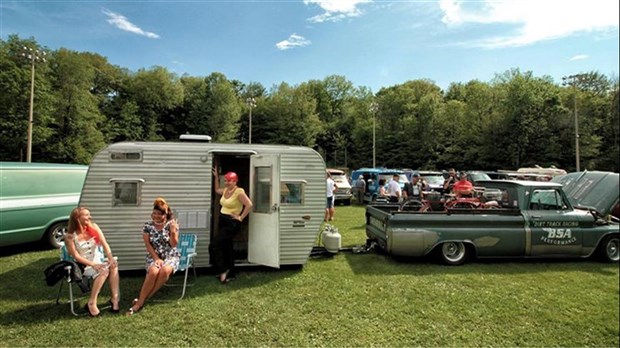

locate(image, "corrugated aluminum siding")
[[80, 141, 325, 271], [278, 149, 326, 265]]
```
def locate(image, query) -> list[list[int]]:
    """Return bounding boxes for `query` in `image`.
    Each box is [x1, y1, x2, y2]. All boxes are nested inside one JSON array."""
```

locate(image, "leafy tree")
[[45, 48, 106, 163], [491, 69, 564, 169], [256, 82, 321, 146], [0, 35, 54, 161], [127, 66, 183, 140], [184, 72, 242, 142]]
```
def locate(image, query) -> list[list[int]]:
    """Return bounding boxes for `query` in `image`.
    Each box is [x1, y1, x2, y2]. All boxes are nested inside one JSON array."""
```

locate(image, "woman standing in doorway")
[[211, 165, 254, 284]]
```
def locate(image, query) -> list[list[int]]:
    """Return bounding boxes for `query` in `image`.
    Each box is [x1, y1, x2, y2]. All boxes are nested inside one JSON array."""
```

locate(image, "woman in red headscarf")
[[211, 165, 254, 283]]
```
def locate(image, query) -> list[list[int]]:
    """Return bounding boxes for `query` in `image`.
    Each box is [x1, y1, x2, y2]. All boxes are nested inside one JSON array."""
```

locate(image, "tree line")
[[1, 35, 618, 172]]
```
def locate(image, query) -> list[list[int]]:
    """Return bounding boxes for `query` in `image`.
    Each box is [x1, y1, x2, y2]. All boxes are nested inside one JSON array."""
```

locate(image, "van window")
[[280, 181, 305, 205], [254, 167, 272, 213], [110, 151, 142, 161], [111, 179, 144, 206]]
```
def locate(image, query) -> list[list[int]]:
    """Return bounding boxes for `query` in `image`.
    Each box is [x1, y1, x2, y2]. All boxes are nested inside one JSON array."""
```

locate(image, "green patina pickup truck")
[[365, 172, 619, 265]]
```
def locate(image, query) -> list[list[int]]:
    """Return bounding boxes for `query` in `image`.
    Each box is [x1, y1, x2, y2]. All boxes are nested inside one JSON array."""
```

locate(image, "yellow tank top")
[[220, 187, 244, 215]]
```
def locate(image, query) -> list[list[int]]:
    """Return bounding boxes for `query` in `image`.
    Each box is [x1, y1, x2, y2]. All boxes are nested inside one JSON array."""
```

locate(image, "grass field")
[[1, 205, 618, 347]]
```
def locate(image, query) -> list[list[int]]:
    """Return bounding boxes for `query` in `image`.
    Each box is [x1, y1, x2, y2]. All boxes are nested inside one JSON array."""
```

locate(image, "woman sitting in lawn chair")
[[127, 197, 180, 316], [64, 207, 120, 317]]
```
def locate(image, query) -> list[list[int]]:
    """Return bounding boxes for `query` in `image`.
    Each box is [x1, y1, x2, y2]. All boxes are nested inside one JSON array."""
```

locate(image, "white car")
[[327, 168, 353, 205]]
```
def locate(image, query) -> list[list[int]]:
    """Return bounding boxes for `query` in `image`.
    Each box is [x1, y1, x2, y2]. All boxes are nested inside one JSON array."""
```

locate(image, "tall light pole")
[[21, 46, 46, 162], [562, 74, 585, 172], [369, 102, 379, 168], [246, 97, 256, 144]]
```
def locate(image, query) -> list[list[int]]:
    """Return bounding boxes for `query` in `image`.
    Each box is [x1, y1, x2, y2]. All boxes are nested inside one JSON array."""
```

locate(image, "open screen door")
[[248, 154, 280, 268]]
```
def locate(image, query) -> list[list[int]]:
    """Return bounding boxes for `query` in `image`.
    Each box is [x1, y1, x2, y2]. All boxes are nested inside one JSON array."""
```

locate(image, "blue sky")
[[2, 0, 618, 92]]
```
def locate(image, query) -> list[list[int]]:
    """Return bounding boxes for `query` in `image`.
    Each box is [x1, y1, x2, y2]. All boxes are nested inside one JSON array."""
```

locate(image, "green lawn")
[[1, 205, 618, 347]]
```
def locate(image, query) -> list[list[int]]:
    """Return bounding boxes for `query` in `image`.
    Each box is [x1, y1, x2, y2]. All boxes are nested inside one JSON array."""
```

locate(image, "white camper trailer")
[[79, 141, 327, 271]]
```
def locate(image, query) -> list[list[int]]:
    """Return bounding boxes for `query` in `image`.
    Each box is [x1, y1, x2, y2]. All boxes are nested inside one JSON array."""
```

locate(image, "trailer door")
[[248, 154, 280, 268]]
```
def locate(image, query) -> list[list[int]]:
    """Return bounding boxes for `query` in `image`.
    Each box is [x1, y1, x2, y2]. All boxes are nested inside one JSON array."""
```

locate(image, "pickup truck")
[[365, 179, 619, 265]]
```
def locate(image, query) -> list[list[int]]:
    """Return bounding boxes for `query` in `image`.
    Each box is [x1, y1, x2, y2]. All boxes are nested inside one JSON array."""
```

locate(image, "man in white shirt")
[[325, 172, 337, 221], [387, 174, 401, 203]]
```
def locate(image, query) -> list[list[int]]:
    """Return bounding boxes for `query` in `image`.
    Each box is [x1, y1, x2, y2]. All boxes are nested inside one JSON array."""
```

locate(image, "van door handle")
[[272, 204, 278, 212], [532, 215, 541, 219]]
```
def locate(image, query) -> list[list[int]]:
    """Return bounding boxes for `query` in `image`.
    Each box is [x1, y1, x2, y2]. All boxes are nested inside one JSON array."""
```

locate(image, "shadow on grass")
[[0, 255, 301, 324], [0, 241, 52, 257], [342, 250, 619, 277]]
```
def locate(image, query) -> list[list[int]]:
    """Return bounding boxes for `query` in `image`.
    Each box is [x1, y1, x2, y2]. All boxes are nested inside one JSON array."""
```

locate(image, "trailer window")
[[280, 182, 305, 205], [254, 167, 272, 213], [111, 180, 143, 206], [110, 151, 142, 161]]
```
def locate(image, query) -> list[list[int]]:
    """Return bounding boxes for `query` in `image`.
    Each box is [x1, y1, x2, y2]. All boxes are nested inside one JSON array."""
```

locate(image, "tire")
[[45, 221, 67, 249], [598, 235, 619, 262], [438, 242, 468, 265]]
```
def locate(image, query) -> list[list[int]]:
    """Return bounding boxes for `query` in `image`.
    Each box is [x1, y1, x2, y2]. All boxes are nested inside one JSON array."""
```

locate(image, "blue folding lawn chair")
[[162, 233, 198, 300]]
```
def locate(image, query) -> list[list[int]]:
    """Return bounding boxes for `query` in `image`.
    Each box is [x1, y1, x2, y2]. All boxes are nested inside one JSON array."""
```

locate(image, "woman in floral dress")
[[127, 197, 180, 315]]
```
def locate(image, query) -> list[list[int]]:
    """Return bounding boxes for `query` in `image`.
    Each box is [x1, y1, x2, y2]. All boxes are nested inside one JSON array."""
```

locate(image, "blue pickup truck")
[[350, 168, 408, 203]]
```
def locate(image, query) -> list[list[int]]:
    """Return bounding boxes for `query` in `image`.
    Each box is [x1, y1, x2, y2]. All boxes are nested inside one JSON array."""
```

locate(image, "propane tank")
[[321, 224, 341, 253]]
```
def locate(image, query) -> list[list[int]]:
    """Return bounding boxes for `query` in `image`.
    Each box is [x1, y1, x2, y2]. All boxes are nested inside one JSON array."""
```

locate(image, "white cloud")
[[569, 54, 589, 61], [438, 0, 619, 48], [304, 0, 370, 23], [275, 33, 311, 50], [102, 9, 160, 39]]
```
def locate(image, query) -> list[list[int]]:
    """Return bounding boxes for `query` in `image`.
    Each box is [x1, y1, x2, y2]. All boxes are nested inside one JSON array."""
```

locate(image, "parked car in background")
[[467, 171, 492, 186], [485, 171, 511, 180], [517, 165, 566, 177], [0, 162, 87, 248], [351, 168, 408, 203], [418, 171, 444, 193], [327, 168, 352, 205]]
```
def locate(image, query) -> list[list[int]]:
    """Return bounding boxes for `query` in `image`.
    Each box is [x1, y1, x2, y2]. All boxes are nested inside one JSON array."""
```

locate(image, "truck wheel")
[[599, 235, 619, 262], [45, 221, 67, 249], [439, 242, 468, 265]]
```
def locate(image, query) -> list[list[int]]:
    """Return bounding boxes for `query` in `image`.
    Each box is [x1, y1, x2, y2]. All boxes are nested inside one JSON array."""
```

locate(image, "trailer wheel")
[[598, 235, 619, 262], [45, 221, 67, 249], [438, 242, 468, 265]]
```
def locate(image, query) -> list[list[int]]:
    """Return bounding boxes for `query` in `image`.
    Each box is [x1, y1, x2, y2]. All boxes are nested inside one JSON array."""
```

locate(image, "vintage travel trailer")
[[79, 140, 327, 271]]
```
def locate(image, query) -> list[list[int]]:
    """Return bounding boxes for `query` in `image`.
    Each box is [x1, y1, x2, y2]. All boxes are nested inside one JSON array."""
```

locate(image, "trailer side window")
[[280, 182, 305, 205], [110, 179, 144, 206], [110, 151, 142, 161]]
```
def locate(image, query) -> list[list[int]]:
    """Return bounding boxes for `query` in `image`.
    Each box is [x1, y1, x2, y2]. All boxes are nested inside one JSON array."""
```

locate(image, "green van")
[[0, 162, 87, 248]]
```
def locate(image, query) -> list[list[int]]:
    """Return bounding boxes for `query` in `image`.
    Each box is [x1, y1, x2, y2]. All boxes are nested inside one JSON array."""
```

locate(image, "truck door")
[[248, 154, 280, 268], [525, 188, 583, 256]]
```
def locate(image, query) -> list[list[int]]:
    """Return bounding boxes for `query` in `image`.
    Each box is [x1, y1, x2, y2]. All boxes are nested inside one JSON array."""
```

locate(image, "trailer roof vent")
[[180, 134, 212, 142]]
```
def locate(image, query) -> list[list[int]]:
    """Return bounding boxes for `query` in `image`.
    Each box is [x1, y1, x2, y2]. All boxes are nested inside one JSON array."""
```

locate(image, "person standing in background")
[[387, 174, 401, 203], [355, 175, 366, 205], [325, 172, 337, 221]]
